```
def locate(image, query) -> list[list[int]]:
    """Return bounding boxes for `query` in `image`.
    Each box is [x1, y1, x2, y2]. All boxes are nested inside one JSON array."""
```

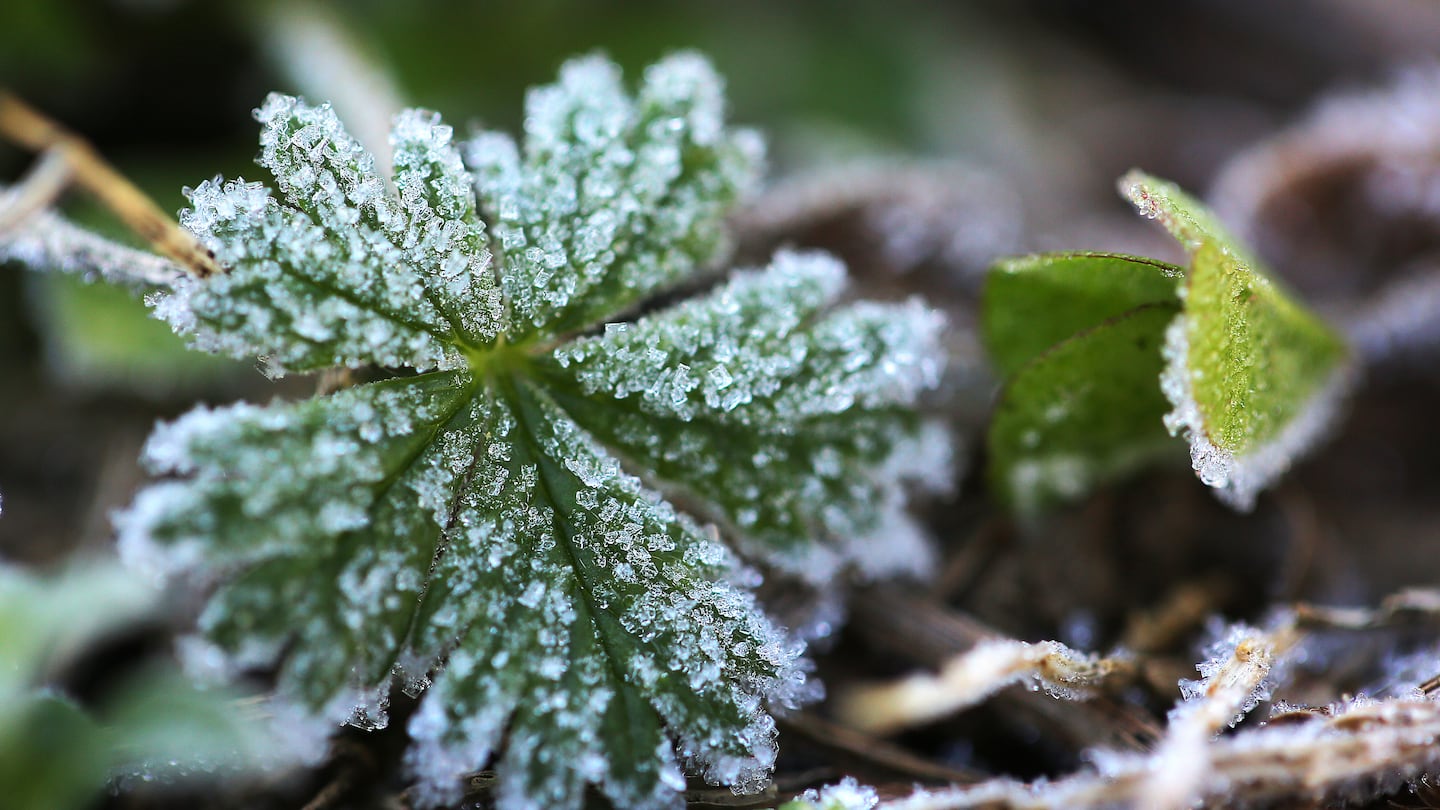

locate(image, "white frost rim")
[[1159, 314, 1352, 511]]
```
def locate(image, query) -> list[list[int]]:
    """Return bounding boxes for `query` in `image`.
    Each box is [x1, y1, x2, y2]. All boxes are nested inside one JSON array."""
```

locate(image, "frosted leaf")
[[466, 52, 763, 338], [152, 96, 501, 376], [1158, 311, 1350, 510], [1121, 171, 1352, 510], [122, 371, 806, 810], [122, 53, 945, 809], [117, 372, 478, 717], [546, 250, 949, 579]]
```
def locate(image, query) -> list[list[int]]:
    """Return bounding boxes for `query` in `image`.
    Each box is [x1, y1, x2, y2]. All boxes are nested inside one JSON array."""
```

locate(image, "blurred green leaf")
[[102, 669, 275, 777], [0, 693, 109, 810], [0, 561, 154, 696], [987, 303, 1180, 512], [0, 563, 290, 807], [983, 251, 1182, 377], [30, 273, 241, 394]]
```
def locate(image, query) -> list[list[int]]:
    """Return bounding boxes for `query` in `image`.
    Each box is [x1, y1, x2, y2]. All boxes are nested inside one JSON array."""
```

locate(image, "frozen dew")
[[0, 188, 186, 287], [549, 252, 949, 578], [464, 51, 762, 338], [787, 776, 879, 810], [1160, 315, 1351, 510], [114, 50, 950, 810], [152, 94, 508, 375]]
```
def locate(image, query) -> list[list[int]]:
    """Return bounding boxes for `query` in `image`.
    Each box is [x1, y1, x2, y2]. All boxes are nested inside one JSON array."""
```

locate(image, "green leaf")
[[0, 563, 290, 809], [0, 562, 154, 697], [544, 252, 947, 579], [466, 54, 761, 339], [122, 53, 947, 809], [988, 304, 1180, 512], [981, 251, 1183, 511], [983, 251, 1182, 377], [0, 693, 109, 810], [1121, 170, 1352, 509]]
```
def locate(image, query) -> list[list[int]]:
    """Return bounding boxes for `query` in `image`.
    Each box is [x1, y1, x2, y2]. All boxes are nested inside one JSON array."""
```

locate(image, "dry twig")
[[837, 639, 1134, 736], [880, 697, 1440, 810], [0, 89, 221, 278]]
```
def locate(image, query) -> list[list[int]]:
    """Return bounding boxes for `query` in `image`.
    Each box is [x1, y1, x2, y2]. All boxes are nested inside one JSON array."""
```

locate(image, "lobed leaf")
[[155, 95, 499, 376], [546, 250, 949, 579], [124, 54, 947, 808], [465, 53, 763, 338]]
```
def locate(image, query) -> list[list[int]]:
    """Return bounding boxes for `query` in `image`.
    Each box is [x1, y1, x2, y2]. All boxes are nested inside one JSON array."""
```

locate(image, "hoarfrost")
[[789, 776, 880, 810], [0, 186, 186, 287], [151, 93, 502, 376], [550, 250, 949, 579], [117, 52, 945, 810], [1159, 315, 1350, 510], [465, 52, 762, 338]]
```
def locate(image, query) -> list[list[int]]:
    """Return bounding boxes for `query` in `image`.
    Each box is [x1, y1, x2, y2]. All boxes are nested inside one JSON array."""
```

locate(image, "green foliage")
[[120, 53, 947, 808], [985, 175, 1350, 512], [1122, 171, 1351, 509], [987, 303, 1179, 512], [29, 273, 240, 392], [0, 563, 274, 810], [983, 252, 1182, 377], [983, 252, 1184, 511]]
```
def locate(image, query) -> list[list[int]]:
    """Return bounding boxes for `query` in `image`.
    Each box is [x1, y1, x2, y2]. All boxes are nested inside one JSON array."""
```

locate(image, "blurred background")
[[6, 1, 1440, 805]]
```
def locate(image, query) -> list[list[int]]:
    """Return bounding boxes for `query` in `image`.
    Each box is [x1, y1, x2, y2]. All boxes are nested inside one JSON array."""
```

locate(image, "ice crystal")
[[1122, 171, 1351, 510], [781, 776, 880, 810], [120, 53, 947, 809], [0, 185, 185, 288]]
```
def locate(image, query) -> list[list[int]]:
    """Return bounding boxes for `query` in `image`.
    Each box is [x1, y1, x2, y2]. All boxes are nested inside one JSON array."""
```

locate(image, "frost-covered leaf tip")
[[1121, 170, 1351, 510], [120, 53, 949, 809]]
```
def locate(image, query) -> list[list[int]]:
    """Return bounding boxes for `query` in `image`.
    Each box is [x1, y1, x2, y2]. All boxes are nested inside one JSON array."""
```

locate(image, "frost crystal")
[[784, 776, 879, 810], [1158, 315, 1350, 510], [1122, 171, 1352, 510], [120, 53, 947, 809]]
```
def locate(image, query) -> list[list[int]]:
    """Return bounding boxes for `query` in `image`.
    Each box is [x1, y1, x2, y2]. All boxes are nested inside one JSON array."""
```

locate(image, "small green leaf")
[[1122, 170, 1352, 509], [983, 251, 1182, 377], [0, 562, 155, 696], [0, 563, 290, 809], [0, 693, 109, 810], [988, 304, 1181, 512]]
